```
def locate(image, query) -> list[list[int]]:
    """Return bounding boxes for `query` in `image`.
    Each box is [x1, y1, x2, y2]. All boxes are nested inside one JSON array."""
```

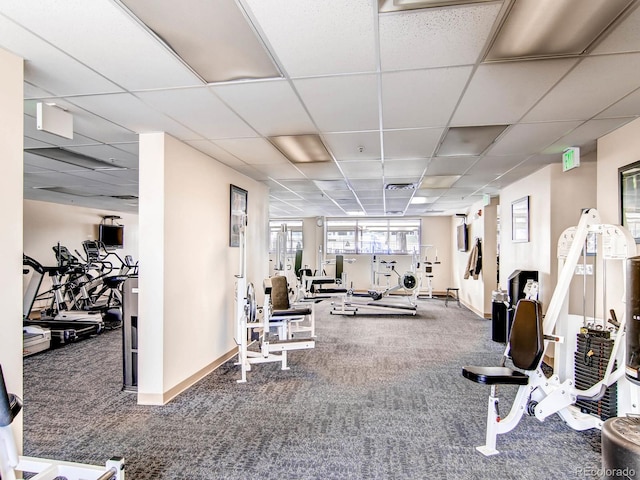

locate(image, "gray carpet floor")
[[22, 297, 602, 479]]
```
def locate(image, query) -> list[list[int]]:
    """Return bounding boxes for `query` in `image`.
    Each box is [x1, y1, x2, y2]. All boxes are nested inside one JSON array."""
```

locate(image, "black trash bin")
[[491, 290, 508, 343]]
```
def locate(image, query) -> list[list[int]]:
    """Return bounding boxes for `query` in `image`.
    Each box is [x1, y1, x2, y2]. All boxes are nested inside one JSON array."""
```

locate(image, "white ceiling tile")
[[544, 118, 636, 154], [24, 136, 56, 149], [0, 15, 124, 96], [213, 80, 315, 137], [384, 159, 428, 177], [136, 88, 256, 139], [63, 169, 137, 186], [425, 157, 477, 175], [466, 155, 528, 175], [596, 87, 640, 119], [23, 83, 56, 99], [382, 67, 473, 129], [245, 0, 377, 77], [524, 53, 640, 122], [383, 128, 444, 159], [63, 144, 138, 169], [110, 142, 139, 157], [350, 179, 384, 191], [294, 75, 379, 132], [338, 160, 383, 178], [184, 140, 246, 168], [23, 152, 84, 172], [213, 138, 288, 165], [295, 162, 344, 180], [592, 5, 640, 55], [323, 132, 381, 161], [70, 93, 200, 140], [0, 0, 200, 90], [453, 58, 577, 125], [453, 173, 498, 188], [487, 122, 582, 156], [25, 171, 104, 188], [379, 3, 502, 71]]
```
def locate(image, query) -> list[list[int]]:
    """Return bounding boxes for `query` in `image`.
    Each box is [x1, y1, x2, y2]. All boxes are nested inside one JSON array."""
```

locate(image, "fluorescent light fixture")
[[486, 0, 636, 61], [119, 0, 281, 83], [33, 186, 96, 197], [410, 197, 431, 204], [271, 135, 332, 163], [25, 147, 127, 171], [436, 125, 508, 156], [379, 0, 493, 13], [419, 175, 461, 188], [347, 211, 365, 216]]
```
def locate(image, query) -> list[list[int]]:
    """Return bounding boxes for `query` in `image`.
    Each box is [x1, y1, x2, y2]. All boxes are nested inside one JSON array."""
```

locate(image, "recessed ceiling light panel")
[[436, 125, 508, 156], [379, 0, 494, 13], [271, 135, 332, 163], [419, 175, 461, 188], [119, 0, 281, 83], [486, 0, 636, 61]]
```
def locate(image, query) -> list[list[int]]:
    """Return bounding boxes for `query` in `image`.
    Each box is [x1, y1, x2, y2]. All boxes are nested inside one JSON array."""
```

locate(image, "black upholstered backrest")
[[0, 365, 22, 427], [270, 275, 290, 311], [509, 299, 544, 371]]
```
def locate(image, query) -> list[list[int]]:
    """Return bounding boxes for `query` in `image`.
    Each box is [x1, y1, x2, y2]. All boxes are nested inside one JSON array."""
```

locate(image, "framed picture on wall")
[[620, 160, 640, 243], [229, 184, 248, 247], [511, 196, 529, 243]]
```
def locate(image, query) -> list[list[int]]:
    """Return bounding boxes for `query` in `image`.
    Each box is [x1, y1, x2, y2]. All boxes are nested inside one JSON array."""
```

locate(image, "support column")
[[0, 48, 24, 444]]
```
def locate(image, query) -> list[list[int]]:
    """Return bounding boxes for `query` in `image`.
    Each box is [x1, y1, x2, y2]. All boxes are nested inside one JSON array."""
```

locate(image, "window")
[[269, 219, 303, 253], [326, 218, 420, 254]]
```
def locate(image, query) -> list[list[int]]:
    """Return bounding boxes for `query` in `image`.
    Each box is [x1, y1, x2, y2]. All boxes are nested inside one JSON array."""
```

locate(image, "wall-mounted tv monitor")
[[457, 223, 468, 252], [99, 224, 124, 249]]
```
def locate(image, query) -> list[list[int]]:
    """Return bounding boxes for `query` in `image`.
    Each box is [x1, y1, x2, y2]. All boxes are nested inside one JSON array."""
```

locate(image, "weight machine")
[[462, 209, 638, 455], [234, 216, 315, 383], [0, 365, 125, 480], [331, 254, 419, 315], [416, 245, 440, 299]]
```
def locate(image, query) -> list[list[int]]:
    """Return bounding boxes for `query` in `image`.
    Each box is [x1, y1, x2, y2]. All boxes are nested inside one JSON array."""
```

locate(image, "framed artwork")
[[511, 196, 529, 243], [619, 160, 640, 243], [229, 185, 248, 247]]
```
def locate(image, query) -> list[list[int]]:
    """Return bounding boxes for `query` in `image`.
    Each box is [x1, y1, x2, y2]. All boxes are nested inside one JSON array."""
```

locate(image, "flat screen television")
[[457, 223, 468, 252], [99, 224, 124, 249]]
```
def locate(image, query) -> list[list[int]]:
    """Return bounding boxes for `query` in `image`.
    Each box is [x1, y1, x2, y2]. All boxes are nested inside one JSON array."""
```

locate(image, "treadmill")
[[23, 254, 104, 346]]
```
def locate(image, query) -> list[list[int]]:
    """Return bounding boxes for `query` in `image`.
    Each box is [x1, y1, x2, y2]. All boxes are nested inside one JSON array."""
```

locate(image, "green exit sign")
[[562, 147, 580, 172]]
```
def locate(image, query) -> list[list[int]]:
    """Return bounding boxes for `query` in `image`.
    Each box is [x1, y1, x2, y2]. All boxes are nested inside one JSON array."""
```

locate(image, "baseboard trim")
[[137, 346, 238, 406]]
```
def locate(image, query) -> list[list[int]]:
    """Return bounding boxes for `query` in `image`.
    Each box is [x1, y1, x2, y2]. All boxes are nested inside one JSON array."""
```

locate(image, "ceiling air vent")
[[385, 183, 416, 190]]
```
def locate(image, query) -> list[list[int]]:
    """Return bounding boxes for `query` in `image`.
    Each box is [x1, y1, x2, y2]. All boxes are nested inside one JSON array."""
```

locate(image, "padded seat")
[[273, 307, 312, 317], [462, 299, 543, 387], [462, 366, 529, 385]]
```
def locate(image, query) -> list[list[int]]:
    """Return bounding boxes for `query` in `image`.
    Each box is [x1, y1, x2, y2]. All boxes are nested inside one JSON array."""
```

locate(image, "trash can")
[[491, 290, 508, 343]]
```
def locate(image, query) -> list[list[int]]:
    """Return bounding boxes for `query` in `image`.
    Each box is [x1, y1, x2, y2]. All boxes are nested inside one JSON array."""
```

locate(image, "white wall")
[[597, 118, 640, 321], [23, 199, 139, 268], [0, 48, 24, 448], [138, 133, 269, 404], [452, 197, 499, 317], [499, 161, 597, 311]]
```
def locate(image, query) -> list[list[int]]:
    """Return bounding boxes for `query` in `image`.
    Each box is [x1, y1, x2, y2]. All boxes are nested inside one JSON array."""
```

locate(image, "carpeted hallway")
[[22, 298, 601, 479]]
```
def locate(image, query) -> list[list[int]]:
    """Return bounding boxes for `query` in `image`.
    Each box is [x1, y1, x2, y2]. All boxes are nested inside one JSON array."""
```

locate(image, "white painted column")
[[137, 133, 166, 404], [0, 48, 24, 445]]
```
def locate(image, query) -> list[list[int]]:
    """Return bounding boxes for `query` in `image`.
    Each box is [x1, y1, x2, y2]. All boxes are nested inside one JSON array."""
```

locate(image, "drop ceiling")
[[2, 0, 640, 217]]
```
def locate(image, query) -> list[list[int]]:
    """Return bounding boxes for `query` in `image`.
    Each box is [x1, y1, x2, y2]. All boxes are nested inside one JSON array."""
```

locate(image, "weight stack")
[[574, 333, 618, 421]]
